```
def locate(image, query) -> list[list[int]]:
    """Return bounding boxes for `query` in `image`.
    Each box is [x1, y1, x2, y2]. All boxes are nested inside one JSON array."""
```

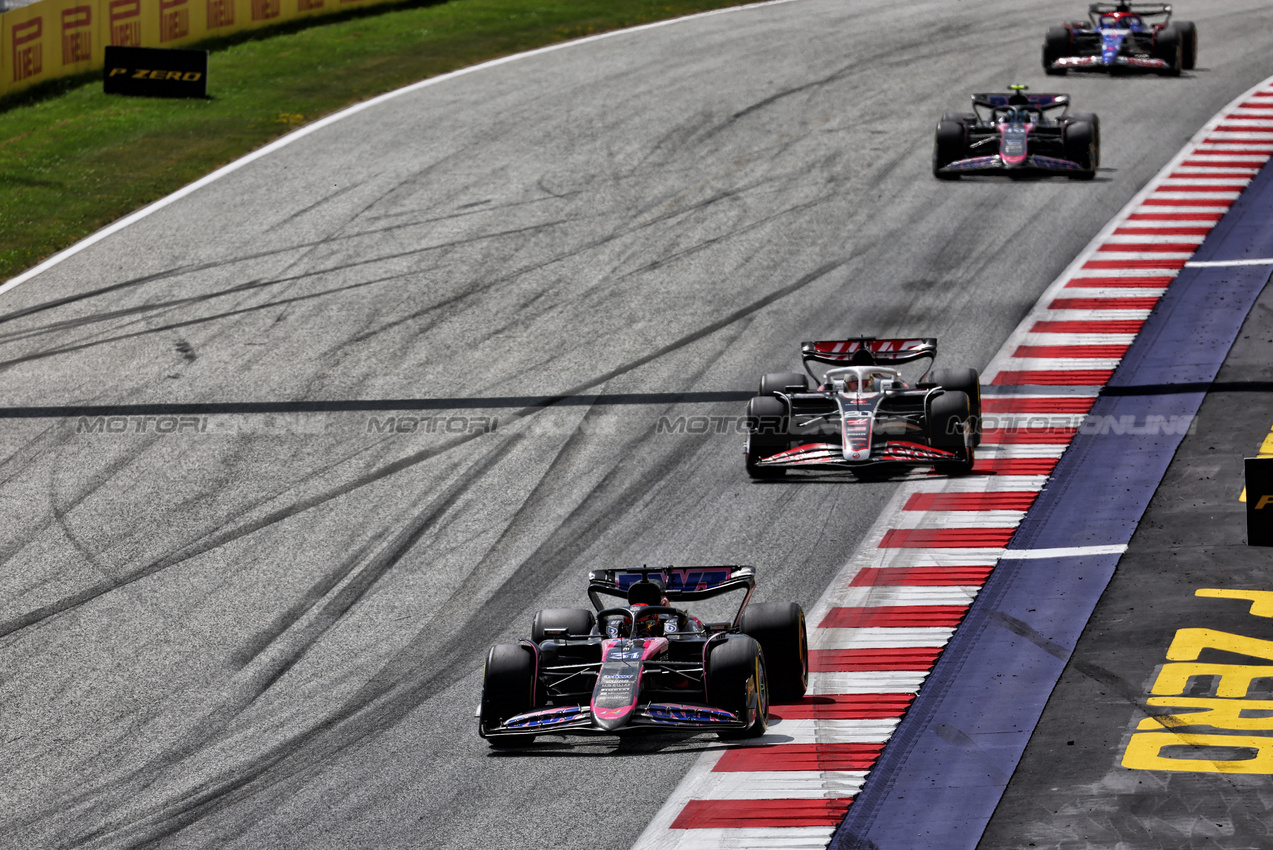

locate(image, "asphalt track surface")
[[2, 1, 1273, 847]]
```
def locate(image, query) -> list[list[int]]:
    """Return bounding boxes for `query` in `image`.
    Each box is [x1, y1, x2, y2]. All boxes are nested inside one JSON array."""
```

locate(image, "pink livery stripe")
[[820, 605, 969, 628], [903, 492, 1038, 511], [672, 799, 853, 829], [811, 647, 942, 671], [713, 743, 885, 772], [850, 564, 998, 585]]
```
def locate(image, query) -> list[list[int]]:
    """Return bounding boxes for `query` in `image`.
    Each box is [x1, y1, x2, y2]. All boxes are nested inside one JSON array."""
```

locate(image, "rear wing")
[[801, 337, 937, 368], [971, 92, 1070, 111], [587, 565, 756, 611], [1087, 2, 1172, 20]]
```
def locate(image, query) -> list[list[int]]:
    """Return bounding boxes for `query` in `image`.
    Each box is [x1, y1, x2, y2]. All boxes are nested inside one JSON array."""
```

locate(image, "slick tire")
[[1154, 25, 1182, 76], [1042, 25, 1070, 75], [1063, 120, 1097, 180], [1066, 112, 1100, 165], [930, 368, 982, 446], [928, 390, 974, 475], [531, 608, 596, 643], [707, 636, 769, 739], [1176, 21, 1198, 70], [745, 395, 788, 479], [481, 644, 536, 748], [758, 371, 809, 396], [941, 112, 977, 125], [933, 120, 966, 180], [741, 602, 808, 701]]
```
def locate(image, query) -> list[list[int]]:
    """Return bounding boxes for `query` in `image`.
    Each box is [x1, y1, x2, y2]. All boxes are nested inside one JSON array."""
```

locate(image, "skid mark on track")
[[0, 259, 843, 640]]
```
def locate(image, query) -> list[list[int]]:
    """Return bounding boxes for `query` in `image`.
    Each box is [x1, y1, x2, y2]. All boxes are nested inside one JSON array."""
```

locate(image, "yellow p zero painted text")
[[1122, 589, 1273, 774]]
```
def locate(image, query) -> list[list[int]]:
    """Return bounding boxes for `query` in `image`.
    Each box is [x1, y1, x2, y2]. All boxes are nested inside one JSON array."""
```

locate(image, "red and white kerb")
[[631, 79, 1273, 850]]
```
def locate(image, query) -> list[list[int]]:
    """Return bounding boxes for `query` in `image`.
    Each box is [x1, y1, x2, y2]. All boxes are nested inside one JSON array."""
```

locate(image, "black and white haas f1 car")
[[934, 85, 1100, 180], [478, 566, 807, 747], [744, 337, 981, 479], [1043, 2, 1197, 76]]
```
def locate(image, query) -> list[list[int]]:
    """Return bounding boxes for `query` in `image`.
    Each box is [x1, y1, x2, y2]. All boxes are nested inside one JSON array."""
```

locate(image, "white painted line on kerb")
[[999, 544, 1129, 559], [1185, 258, 1273, 267], [0, 0, 801, 300]]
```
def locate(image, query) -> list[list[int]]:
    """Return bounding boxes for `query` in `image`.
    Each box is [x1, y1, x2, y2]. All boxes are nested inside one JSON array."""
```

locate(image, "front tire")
[[930, 368, 982, 446], [741, 602, 808, 701], [1176, 21, 1198, 69], [480, 644, 537, 748], [1063, 120, 1097, 180], [745, 395, 788, 479], [928, 390, 975, 476], [707, 636, 769, 739], [1042, 25, 1071, 75], [1154, 25, 1182, 76], [933, 119, 966, 180]]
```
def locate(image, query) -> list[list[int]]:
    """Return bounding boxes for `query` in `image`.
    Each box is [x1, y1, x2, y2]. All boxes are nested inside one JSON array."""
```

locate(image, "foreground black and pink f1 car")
[[478, 566, 807, 747], [933, 85, 1100, 180], [744, 337, 981, 478], [1042, 2, 1197, 76]]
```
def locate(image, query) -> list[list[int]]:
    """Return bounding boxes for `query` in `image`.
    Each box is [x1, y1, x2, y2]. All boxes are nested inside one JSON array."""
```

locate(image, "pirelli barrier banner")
[[0, 0, 406, 100]]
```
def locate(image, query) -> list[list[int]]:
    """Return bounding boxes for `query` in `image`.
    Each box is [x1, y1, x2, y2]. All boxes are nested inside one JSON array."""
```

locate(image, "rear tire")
[[930, 368, 982, 446], [745, 395, 788, 479], [707, 637, 769, 739], [531, 608, 595, 643], [741, 602, 808, 701], [1176, 21, 1198, 70], [1042, 25, 1070, 74], [933, 120, 966, 179], [758, 371, 809, 396], [481, 644, 536, 748]]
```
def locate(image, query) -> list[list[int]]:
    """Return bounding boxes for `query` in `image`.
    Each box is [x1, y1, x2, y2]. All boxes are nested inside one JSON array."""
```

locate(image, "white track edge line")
[[0, 0, 800, 299]]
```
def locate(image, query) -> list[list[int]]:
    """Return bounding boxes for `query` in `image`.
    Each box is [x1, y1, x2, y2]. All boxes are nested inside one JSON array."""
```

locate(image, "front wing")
[[756, 440, 965, 470], [1049, 55, 1169, 72], [937, 153, 1089, 176], [482, 701, 748, 738]]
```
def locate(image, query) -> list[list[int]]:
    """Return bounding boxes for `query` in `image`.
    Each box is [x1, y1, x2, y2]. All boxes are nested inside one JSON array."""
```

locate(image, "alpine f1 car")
[[478, 566, 807, 746], [1043, 3, 1197, 76], [933, 85, 1099, 180], [744, 337, 981, 478]]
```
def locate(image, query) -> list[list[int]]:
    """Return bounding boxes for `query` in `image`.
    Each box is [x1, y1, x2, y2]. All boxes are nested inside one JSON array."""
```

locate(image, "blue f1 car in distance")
[[1043, 2, 1197, 76]]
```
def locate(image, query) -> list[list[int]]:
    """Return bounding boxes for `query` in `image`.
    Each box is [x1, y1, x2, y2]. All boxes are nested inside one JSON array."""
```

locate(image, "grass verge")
[[0, 0, 758, 283]]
